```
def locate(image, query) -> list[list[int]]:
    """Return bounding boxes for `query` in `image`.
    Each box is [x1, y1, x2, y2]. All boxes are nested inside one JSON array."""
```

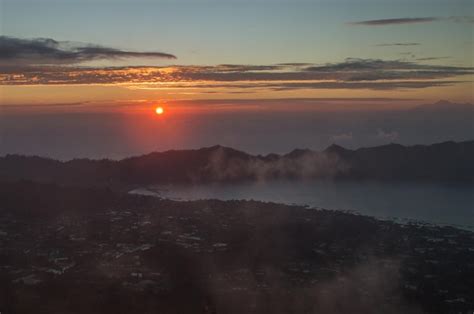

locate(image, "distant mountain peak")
[[201, 145, 233, 153], [324, 144, 350, 154], [285, 148, 313, 158], [203, 144, 224, 150], [202, 145, 251, 159]]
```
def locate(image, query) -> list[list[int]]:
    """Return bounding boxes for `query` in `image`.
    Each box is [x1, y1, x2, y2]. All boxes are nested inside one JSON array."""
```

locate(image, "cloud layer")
[[0, 37, 472, 92], [0, 36, 176, 66], [3, 58, 471, 91]]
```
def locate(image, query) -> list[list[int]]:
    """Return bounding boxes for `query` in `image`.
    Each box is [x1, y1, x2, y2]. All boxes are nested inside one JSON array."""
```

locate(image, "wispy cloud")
[[375, 43, 420, 47], [302, 58, 472, 81], [416, 56, 451, 61], [252, 80, 462, 91], [0, 36, 176, 66], [332, 132, 353, 142], [349, 17, 438, 26], [376, 129, 399, 141], [123, 80, 464, 91], [349, 16, 473, 26], [447, 16, 474, 23]]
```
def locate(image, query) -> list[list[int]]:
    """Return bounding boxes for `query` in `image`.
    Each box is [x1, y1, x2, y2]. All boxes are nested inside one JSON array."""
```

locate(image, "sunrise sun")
[[155, 106, 164, 115]]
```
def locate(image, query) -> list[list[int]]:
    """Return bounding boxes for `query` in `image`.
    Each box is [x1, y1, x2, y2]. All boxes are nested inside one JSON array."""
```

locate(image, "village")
[[0, 182, 473, 313]]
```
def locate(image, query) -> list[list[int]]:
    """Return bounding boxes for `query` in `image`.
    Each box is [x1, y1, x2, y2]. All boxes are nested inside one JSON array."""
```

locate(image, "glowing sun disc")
[[155, 106, 164, 115]]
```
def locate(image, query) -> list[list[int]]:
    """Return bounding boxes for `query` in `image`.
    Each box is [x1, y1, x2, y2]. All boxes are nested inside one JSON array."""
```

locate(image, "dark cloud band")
[[350, 17, 438, 26], [0, 36, 176, 66], [350, 16, 473, 26]]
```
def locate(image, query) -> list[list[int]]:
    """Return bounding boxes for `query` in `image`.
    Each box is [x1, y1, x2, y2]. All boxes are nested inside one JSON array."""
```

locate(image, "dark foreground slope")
[[1, 181, 473, 314], [1, 140, 474, 187]]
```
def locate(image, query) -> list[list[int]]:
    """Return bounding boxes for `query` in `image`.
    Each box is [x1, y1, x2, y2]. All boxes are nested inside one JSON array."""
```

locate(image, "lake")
[[131, 180, 474, 229]]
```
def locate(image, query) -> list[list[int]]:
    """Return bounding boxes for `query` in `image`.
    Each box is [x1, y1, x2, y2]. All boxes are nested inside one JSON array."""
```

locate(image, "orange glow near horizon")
[[155, 106, 164, 115]]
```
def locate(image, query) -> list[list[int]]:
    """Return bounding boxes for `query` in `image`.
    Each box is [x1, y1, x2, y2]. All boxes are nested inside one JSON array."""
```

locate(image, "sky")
[[0, 0, 473, 158]]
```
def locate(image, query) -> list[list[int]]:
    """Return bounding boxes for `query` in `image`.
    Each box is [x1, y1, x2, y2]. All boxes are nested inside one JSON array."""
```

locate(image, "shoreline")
[[129, 184, 474, 233]]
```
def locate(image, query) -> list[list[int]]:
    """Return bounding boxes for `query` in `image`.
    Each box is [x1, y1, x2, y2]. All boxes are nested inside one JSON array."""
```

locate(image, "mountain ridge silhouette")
[[1, 140, 473, 186]]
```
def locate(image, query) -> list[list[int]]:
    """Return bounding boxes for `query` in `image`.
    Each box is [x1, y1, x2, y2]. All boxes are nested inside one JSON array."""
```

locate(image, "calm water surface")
[[132, 181, 474, 229]]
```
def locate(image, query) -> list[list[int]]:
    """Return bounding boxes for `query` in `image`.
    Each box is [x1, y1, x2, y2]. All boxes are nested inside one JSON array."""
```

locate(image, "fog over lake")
[[133, 180, 474, 229]]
